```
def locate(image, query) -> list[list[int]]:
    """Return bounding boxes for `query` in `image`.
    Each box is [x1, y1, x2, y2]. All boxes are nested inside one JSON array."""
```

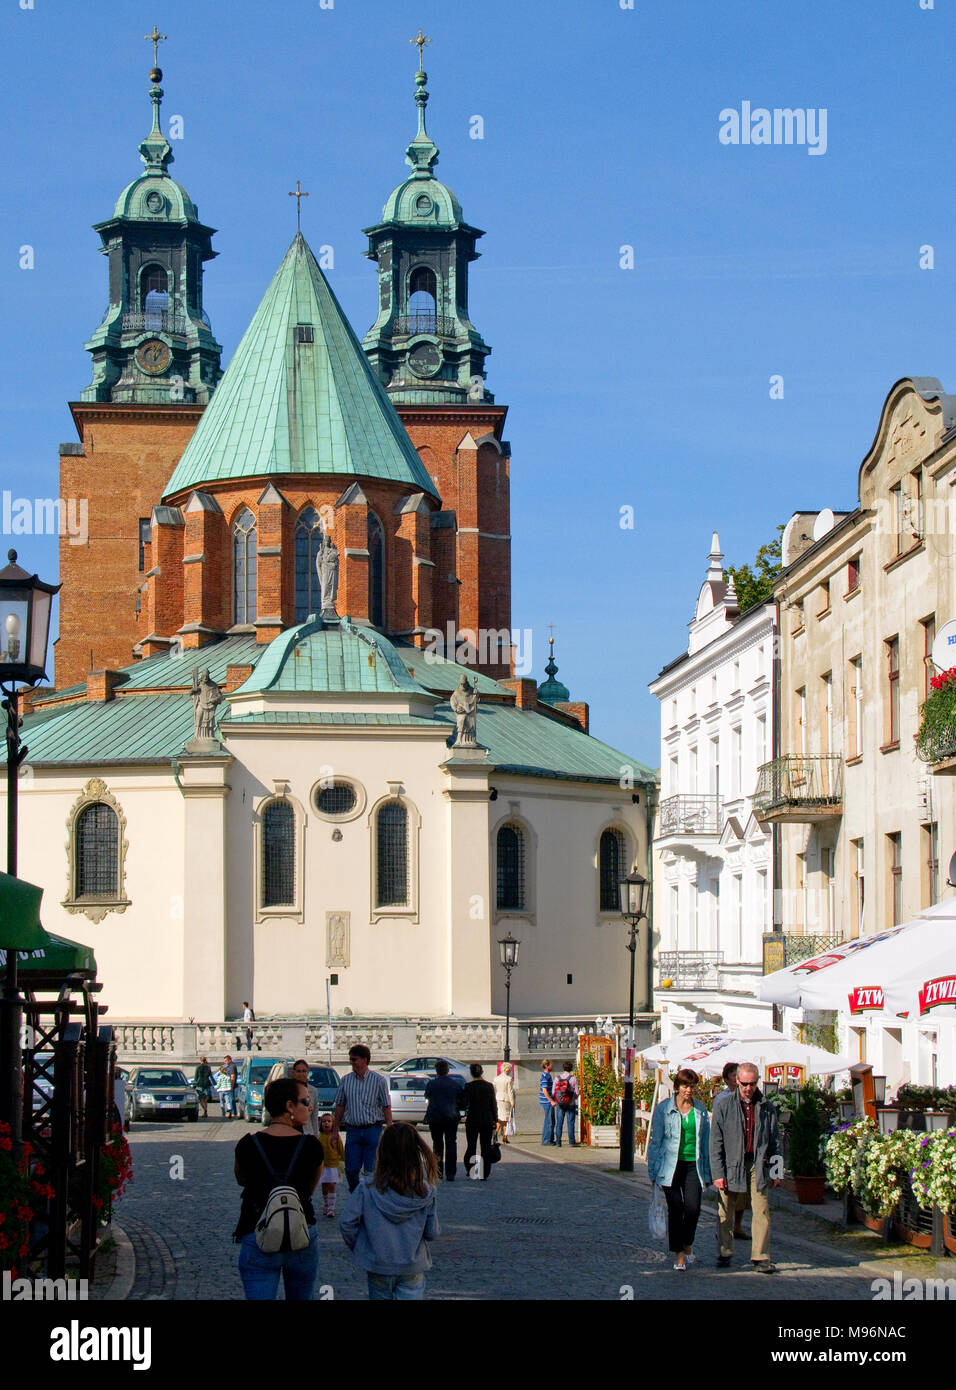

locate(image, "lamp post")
[[618, 870, 649, 1172], [497, 933, 519, 1062], [0, 550, 59, 1142]]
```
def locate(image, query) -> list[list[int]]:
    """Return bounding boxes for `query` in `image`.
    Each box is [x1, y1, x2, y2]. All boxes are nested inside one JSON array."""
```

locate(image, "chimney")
[[224, 664, 255, 693], [500, 677, 538, 710], [555, 700, 589, 733], [85, 670, 126, 702]]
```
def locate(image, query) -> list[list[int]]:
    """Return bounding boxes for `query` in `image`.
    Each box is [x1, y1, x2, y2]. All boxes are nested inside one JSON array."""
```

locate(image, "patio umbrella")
[[0, 931, 97, 975], [757, 896, 956, 1022], [0, 870, 46, 950], [640, 1024, 853, 1077], [640, 1027, 731, 1066]]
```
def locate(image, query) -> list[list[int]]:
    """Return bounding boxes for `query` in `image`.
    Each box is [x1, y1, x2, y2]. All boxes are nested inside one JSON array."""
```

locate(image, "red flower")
[[0, 1138, 12, 1152]]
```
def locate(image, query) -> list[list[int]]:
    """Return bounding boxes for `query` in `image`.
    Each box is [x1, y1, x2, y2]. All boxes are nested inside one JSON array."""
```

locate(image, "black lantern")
[[619, 870, 649, 923], [497, 934, 520, 1062], [0, 551, 59, 685]]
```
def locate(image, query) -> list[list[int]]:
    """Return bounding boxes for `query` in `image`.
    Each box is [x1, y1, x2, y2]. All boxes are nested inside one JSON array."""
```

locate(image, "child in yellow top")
[[318, 1112, 346, 1217]]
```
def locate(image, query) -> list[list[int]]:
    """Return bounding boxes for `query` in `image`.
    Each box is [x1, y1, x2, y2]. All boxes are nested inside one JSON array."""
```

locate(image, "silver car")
[[386, 1058, 468, 1126]]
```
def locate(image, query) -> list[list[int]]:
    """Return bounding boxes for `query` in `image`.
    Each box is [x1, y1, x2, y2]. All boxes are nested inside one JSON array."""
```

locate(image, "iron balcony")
[[752, 755, 843, 823], [392, 314, 457, 338], [655, 794, 722, 847], [657, 950, 724, 991], [121, 310, 188, 335]]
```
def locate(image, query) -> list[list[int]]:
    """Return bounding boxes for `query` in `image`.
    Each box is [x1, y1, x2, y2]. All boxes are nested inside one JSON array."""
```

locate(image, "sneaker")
[[716, 1254, 732, 1268], [752, 1261, 778, 1274], [672, 1261, 686, 1271]]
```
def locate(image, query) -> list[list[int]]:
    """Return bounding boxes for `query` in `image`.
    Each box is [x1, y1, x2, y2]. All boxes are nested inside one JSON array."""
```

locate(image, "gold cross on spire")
[[288, 180, 309, 231], [145, 26, 167, 66], [410, 28, 432, 70]]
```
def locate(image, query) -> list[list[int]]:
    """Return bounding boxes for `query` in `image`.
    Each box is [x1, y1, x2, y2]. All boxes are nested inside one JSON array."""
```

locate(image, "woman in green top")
[[193, 1056, 214, 1119], [646, 1067, 713, 1270]]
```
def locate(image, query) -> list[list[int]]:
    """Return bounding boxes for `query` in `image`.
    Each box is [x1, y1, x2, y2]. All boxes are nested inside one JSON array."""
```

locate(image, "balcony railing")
[[392, 313, 456, 337], [762, 931, 845, 973], [657, 794, 722, 838], [658, 951, 724, 991], [752, 755, 843, 822], [122, 310, 187, 335]]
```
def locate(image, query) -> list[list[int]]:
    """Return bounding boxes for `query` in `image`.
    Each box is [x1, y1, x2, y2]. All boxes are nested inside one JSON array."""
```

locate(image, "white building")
[[649, 535, 776, 1039]]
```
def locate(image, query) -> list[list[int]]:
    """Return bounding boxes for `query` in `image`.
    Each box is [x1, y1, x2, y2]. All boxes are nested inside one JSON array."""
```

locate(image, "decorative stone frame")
[[311, 774, 367, 824], [368, 786, 421, 924], [491, 810, 537, 926], [595, 820, 635, 922], [62, 778, 131, 924], [252, 784, 306, 924]]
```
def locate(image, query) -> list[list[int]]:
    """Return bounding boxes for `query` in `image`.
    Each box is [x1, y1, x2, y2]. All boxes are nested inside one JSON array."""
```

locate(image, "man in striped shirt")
[[332, 1045, 393, 1192]]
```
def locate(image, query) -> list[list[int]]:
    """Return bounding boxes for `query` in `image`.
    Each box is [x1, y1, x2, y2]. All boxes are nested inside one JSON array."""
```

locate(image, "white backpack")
[[252, 1135, 310, 1253]]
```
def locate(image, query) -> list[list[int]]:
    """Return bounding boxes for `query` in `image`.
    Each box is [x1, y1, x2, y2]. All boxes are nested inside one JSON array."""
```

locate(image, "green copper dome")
[[538, 640, 571, 706]]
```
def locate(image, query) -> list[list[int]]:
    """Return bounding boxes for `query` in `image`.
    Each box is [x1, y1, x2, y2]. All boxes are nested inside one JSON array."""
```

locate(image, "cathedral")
[[5, 44, 656, 1025]]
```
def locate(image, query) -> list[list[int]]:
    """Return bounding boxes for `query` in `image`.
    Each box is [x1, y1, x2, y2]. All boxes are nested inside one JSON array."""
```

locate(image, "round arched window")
[[312, 778, 365, 822]]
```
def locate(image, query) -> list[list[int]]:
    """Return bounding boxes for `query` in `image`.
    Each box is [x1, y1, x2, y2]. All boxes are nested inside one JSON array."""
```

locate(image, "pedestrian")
[[317, 1112, 346, 1217], [539, 1058, 556, 1145], [331, 1044, 393, 1192], [709, 1061, 781, 1273], [233, 1076, 322, 1300], [194, 1055, 213, 1119], [493, 1062, 515, 1145], [242, 1001, 257, 1051], [552, 1060, 579, 1147], [715, 1062, 748, 1241], [290, 1060, 320, 1137], [460, 1063, 498, 1180], [216, 1056, 237, 1119], [339, 1121, 439, 1301], [424, 1059, 462, 1181], [647, 1067, 712, 1271]]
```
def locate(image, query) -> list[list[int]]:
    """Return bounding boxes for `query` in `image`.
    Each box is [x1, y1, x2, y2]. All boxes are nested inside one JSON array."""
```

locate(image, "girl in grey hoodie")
[[339, 1121, 440, 1300]]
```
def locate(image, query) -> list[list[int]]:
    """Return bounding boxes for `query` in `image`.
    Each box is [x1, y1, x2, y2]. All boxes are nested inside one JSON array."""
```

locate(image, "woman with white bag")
[[646, 1068, 712, 1271], [493, 1062, 515, 1145]]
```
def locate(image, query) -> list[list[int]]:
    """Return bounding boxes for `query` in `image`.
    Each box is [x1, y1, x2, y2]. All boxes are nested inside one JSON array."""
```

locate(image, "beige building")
[[757, 377, 956, 1086]]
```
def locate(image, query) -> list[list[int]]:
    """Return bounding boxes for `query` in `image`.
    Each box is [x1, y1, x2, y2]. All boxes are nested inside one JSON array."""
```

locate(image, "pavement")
[[90, 1116, 949, 1301]]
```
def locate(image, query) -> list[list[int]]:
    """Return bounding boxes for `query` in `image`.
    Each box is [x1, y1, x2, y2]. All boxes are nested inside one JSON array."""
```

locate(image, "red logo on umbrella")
[[918, 975, 956, 1015], [847, 986, 884, 1014]]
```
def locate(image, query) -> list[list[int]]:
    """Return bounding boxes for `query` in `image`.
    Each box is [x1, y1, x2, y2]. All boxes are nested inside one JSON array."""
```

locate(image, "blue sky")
[[1, 0, 953, 762]]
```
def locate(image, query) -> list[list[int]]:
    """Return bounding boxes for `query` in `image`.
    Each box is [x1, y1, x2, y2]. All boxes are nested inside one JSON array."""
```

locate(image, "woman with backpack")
[[233, 1076, 323, 1299], [552, 1061, 579, 1147]]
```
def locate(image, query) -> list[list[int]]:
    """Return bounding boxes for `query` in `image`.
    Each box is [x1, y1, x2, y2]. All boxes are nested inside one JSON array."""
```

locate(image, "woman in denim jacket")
[[647, 1067, 712, 1271]]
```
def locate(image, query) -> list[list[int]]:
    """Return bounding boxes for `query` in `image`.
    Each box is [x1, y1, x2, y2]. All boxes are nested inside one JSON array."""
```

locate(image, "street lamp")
[[497, 933, 520, 1062], [618, 870, 649, 1172], [0, 550, 59, 1143]]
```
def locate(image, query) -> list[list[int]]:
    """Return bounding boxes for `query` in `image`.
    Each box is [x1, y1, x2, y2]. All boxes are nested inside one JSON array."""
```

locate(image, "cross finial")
[[410, 28, 431, 70], [145, 26, 167, 67], [547, 623, 555, 649], [288, 180, 309, 231]]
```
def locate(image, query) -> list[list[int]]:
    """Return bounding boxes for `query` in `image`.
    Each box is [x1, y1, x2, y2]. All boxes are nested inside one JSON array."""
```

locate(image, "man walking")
[[709, 1061, 781, 1272], [242, 1001, 257, 1051], [461, 1064, 498, 1180], [332, 1045, 392, 1192], [424, 1060, 463, 1181], [539, 1058, 556, 1145]]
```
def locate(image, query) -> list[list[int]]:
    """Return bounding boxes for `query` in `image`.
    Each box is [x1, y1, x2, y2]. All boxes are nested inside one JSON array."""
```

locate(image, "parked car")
[[257, 1061, 342, 1124], [235, 1056, 292, 1121], [386, 1061, 466, 1126], [388, 1056, 470, 1083], [126, 1066, 199, 1122]]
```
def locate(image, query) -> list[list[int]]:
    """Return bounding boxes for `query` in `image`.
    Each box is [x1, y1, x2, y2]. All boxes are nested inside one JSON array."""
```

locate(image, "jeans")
[[219, 1090, 235, 1117], [540, 1104, 555, 1144], [345, 1124, 382, 1192], [555, 1104, 577, 1145], [238, 1228, 319, 1300], [464, 1120, 495, 1179], [367, 1272, 425, 1300], [428, 1118, 459, 1178], [662, 1159, 702, 1253]]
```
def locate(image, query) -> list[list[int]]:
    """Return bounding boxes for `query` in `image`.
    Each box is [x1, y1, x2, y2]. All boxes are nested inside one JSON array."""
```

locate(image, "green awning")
[[0, 871, 46, 950], [0, 931, 96, 975]]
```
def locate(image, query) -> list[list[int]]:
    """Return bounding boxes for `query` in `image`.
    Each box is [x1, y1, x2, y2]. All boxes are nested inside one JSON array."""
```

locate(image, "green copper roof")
[[223, 711, 439, 728], [443, 702, 657, 785], [106, 68, 201, 226], [373, 60, 464, 229], [164, 234, 439, 499], [231, 618, 431, 697], [390, 642, 506, 696], [537, 641, 571, 706], [4, 694, 198, 766]]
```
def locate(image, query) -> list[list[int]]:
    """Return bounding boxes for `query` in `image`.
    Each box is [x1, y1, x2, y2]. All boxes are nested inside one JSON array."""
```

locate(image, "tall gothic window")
[[376, 802, 409, 907], [233, 507, 257, 624], [599, 828, 627, 912], [294, 506, 324, 621], [368, 512, 385, 627], [75, 803, 119, 898], [408, 266, 437, 333], [496, 824, 525, 911], [142, 265, 169, 327], [262, 800, 295, 908]]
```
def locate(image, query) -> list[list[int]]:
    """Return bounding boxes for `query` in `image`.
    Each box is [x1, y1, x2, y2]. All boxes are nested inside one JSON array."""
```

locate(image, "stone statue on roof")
[[316, 531, 339, 618], [450, 673, 479, 747], [190, 667, 224, 744]]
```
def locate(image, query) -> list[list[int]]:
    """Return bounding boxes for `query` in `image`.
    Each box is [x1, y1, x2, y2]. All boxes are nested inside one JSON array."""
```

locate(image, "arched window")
[[75, 803, 119, 899], [376, 801, 408, 907], [368, 512, 385, 628], [599, 828, 627, 912], [233, 507, 257, 624], [496, 824, 525, 911], [262, 800, 295, 907], [408, 266, 437, 333], [294, 506, 324, 621], [141, 265, 169, 327]]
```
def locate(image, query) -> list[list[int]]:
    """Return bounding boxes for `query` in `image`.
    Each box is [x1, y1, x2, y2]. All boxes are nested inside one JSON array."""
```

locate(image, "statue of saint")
[[450, 673, 479, 747], [316, 532, 339, 615], [190, 668, 224, 742]]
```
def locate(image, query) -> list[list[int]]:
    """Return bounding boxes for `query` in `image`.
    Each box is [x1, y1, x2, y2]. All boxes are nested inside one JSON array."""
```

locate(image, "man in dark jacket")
[[460, 1064, 498, 1180], [709, 1062, 781, 1272], [424, 1060, 463, 1181]]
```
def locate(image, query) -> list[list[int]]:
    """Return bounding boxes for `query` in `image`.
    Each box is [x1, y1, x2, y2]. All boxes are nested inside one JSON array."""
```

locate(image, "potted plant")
[[789, 1085, 827, 1203], [916, 667, 956, 765], [580, 1054, 621, 1147]]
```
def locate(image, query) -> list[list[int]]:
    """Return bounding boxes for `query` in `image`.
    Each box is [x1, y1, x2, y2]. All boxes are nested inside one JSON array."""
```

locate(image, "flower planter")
[[851, 1198, 886, 1233], [588, 1124, 619, 1148], [794, 1175, 826, 1205]]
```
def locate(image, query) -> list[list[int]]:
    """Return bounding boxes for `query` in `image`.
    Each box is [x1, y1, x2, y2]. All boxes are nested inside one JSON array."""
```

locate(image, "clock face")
[[408, 341, 441, 378], [136, 339, 171, 375]]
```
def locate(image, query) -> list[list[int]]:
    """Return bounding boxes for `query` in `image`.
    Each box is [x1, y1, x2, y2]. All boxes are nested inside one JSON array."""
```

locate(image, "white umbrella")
[[757, 896, 956, 1021], [641, 1024, 853, 1077], [640, 1027, 730, 1066]]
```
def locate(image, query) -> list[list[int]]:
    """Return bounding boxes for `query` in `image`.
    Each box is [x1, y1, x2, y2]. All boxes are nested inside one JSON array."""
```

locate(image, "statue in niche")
[[450, 673, 479, 747], [316, 532, 339, 617]]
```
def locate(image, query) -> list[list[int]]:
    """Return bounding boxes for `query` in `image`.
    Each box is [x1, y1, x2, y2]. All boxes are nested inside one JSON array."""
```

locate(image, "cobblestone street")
[[108, 1118, 897, 1301]]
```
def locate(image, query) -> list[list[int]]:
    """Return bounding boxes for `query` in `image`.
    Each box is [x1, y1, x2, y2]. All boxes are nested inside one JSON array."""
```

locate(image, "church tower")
[[363, 37, 512, 677], [56, 40, 222, 688]]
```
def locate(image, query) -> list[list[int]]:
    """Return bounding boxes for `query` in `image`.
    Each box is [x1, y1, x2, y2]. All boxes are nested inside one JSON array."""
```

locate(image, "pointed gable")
[[163, 234, 439, 501]]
